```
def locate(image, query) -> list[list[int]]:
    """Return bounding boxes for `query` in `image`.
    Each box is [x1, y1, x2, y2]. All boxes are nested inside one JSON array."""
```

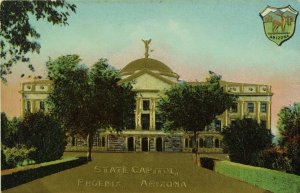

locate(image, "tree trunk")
[[87, 132, 93, 161], [194, 130, 200, 166]]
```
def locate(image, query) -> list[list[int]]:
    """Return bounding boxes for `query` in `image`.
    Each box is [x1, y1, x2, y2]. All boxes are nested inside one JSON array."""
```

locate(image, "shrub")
[[3, 145, 36, 169], [254, 147, 292, 172], [221, 118, 273, 165], [20, 112, 67, 163], [286, 137, 300, 175], [1, 113, 22, 147], [277, 103, 300, 175], [1, 149, 8, 170]]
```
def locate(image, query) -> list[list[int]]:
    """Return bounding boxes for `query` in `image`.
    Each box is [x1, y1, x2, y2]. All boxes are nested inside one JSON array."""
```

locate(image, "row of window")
[[70, 136, 106, 147], [185, 137, 221, 148], [25, 100, 45, 113], [142, 99, 268, 114], [230, 102, 268, 113]]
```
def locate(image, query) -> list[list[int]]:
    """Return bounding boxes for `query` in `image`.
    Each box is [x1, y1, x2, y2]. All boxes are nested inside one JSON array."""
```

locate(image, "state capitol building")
[[20, 42, 273, 153]]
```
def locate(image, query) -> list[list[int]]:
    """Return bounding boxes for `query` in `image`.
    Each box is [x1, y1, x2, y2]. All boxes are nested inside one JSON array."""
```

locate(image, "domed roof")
[[120, 58, 178, 78]]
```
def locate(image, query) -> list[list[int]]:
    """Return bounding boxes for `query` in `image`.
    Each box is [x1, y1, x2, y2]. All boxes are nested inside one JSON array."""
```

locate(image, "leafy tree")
[[158, 72, 235, 164], [47, 55, 136, 161], [254, 146, 291, 171], [20, 112, 66, 163], [1, 113, 22, 147], [277, 102, 300, 174], [0, 0, 76, 81], [222, 118, 273, 165], [1, 112, 9, 144]]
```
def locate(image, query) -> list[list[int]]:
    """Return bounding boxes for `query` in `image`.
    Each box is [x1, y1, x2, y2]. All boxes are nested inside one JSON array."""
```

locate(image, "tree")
[[1, 113, 22, 147], [158, 72, 235, 165], [20, 112, 66, 163], [277, 102, 300, 174], [222, 118, 273, 165], [1, 112, 9, 145], [47, 55, 136, 161], [0, 0, 76, 81]]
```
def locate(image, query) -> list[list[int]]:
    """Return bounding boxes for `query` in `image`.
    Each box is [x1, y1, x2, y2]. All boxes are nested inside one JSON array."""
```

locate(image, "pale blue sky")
[[3, 0, 300, 134]]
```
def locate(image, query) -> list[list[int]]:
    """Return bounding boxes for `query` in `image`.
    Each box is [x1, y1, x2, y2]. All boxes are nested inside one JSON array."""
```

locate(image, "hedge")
[[1, 156, 87, 190], [214, 161, 300, 193]]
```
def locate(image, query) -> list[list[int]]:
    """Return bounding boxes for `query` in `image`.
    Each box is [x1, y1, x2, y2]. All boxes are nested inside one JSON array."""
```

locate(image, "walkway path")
[[3, 152, 270, 193]]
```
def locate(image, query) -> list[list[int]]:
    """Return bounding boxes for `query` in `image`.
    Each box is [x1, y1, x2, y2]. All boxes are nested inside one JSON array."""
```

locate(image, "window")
[[40, 101, 45, 111], [143, 100, 150, 111], [230, 103, 238, 113], [185, 138, 188, 148], [26, 101, 31, 112], [231, 120, 237, 125], [208, 119, 221, 132], [247, 102, 254, 113], [155, 113, 163, 130], [101, 137, 106, 147], [261, 120, 267, 128], [215, 139, 220, 148], [205, 137, 213, 148], [188, 137, 194, 148], [215, 120, 221, 132], [261, 102, 267, 113], [93, 136, 99, 146], [199, 139, 204, 148], [141, 114, 150, 130]]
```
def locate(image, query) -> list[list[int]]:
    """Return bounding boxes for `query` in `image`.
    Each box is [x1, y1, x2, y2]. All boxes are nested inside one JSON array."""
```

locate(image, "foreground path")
[[3, 153, 270, 193]]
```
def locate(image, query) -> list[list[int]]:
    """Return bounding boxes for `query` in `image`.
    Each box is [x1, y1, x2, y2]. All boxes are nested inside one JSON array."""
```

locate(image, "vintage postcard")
[[1, 0, 300, 193]]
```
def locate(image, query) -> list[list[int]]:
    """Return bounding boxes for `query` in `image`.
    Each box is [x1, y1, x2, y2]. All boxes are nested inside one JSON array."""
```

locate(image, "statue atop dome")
[[142, 39, 151, 58]]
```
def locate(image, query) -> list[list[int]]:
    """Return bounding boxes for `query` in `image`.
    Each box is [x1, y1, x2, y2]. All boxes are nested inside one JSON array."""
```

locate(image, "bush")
[[1, 113, 22, 147], [221, 118, 273, 165], [254, 147, 292, 172], [277, 103, 300, 175], [286, 137, 300, 175], [20, 112, 67, 163], [1, 149, 8, 170], [2, 145, 36, 169]]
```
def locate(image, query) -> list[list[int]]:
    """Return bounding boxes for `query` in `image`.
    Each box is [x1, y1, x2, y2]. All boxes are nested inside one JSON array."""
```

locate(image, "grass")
[[214, 160, 300, 193]]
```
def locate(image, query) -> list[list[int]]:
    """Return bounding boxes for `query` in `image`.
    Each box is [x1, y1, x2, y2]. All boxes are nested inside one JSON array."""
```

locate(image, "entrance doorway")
[[128, 137, 134, 151], [156, 137, 163, 151], [142, 137, 149, 152]]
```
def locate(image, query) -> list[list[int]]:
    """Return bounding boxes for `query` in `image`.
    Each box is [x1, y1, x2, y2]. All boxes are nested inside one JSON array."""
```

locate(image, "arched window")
[[215, 139, 220, 148], [199, 138, 204, 148]]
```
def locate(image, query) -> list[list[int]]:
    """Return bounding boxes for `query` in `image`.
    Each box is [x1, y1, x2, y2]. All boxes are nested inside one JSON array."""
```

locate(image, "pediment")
[[119, 69, 176, 92]]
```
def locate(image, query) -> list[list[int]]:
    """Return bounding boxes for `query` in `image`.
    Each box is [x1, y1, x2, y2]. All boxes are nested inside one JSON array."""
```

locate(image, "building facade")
[[20, 54, 272, 153]]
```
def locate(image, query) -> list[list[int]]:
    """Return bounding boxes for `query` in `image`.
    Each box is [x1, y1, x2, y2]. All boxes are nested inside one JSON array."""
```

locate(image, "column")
[[224, 109, 228, 127], [31, 99, 35, 113], [150, 98, 155, 131], [240, 100, 245, 118], [21, 94, 25, 117], [135, 98, 141, 130], [256, 101, 261, 123], [267, 101, 271, 129]]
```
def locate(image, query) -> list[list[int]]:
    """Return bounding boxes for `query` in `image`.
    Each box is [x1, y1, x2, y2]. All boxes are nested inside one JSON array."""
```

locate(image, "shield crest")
[[260, 5, 298, 46]]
